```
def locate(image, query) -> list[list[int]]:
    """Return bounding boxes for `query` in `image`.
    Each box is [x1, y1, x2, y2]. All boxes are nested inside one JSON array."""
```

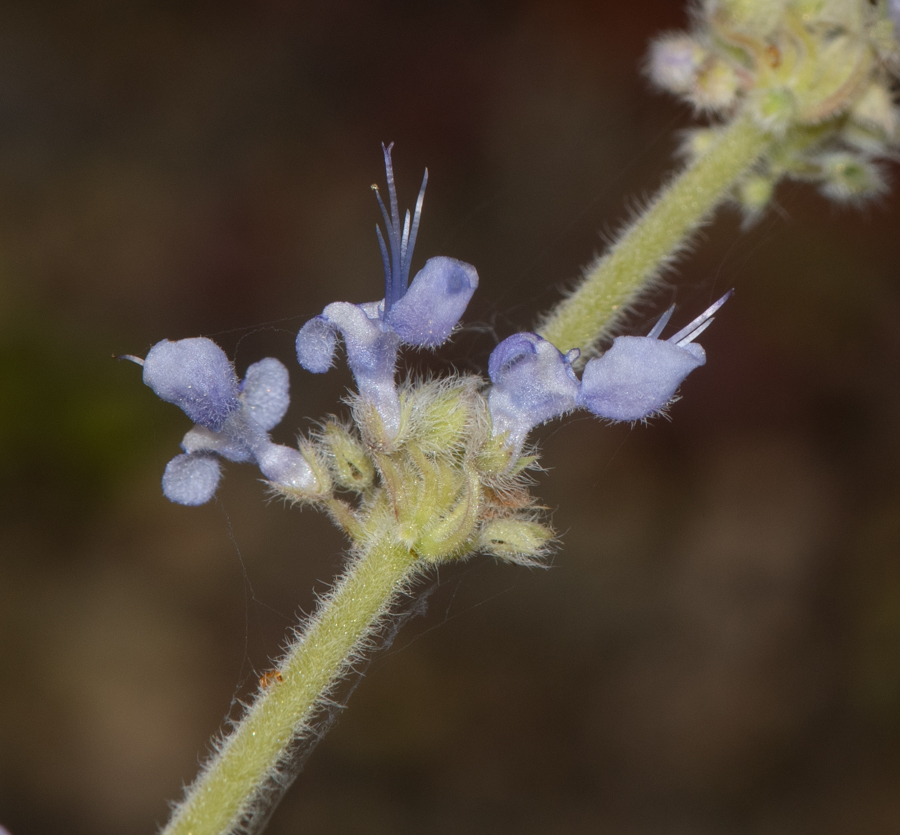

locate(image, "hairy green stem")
[[163, 538, 419, 835], [538, 113, 772, 355], [163, 111, 773, 835]]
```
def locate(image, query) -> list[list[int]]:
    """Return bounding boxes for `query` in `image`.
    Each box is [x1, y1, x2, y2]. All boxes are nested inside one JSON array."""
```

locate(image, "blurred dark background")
[[1, 1, 900, 833]]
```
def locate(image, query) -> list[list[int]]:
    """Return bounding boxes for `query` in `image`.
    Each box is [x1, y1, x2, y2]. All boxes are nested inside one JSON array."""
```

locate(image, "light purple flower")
[[487, 292, 732, 454], [135, 338, 315, 505], [296, 144, 478, 437]]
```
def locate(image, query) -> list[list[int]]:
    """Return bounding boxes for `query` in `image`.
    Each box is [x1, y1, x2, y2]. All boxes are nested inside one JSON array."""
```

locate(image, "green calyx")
[[274, 378, 553, 566]]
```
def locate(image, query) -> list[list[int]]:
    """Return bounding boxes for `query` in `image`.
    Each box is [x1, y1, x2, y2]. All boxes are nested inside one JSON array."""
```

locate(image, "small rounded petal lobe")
[[255, 443, 317, 491], [143, 338, 241, 431], [296, 316, 337, 373], [162, 453, 222, 506], [579, 336, 705, 421], [385, 257, 479, 346], [242, 358, 290, 431]]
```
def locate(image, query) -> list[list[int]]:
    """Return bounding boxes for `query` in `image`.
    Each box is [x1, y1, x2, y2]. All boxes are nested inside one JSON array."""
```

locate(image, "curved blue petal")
[[312, 301, 403, 436], [488, 332, 537, 382], [162, 452, 222, 505], [385, 257, 478, 347], [296, 315, 337, 374], [143, 338, 241, 432], [242, 357, 290, 431], [579, 336, 705, 421], [316, 302, 398, 382], [488, 332, 580, 449]]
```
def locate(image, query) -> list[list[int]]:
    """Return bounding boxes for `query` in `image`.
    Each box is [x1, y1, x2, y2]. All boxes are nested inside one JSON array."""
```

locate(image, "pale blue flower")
[[487, 292, 732, 453], [134, 338, 315, 505], [487, 333, 581, 453], [296, 144, 478, 437], [579, 290, 731, 421]]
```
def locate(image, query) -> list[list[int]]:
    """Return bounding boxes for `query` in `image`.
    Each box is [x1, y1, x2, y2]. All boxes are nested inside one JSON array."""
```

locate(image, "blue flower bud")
[[255, 444, 315, 491]]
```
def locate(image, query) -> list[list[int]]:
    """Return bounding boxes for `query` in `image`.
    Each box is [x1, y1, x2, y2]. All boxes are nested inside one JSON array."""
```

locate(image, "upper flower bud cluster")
[[648, 0, 900, 217]]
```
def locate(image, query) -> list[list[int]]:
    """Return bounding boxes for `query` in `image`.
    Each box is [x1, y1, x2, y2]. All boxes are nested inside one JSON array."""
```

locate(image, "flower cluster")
[[648, 0, 900, 218], [130, 146, 727, 565]]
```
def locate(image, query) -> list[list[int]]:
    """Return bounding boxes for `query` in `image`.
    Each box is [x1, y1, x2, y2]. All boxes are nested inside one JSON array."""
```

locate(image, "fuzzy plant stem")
[[164, 112, 772, 835], [163, 537, 419, 835], [538, 113, 772, 355]]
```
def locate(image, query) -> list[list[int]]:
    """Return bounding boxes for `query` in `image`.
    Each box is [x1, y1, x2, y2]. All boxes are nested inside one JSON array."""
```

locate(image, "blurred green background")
[[1, 1, 900, 833]]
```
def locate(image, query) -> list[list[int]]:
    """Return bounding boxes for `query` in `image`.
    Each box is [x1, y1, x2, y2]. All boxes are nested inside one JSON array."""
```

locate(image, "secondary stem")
[[537, 112, 772, 355], [163, 537, 419, 835]]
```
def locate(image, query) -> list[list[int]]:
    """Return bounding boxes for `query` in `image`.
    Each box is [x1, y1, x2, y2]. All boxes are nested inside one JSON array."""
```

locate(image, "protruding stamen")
[[646, 305, 675, 339], [117, 353, 145, 366], [675, 316, 715, 346], [375, 222, 392, 306], [400, 209, 411, 281], [374, 148, 430, 311], [381, 143, 402, 304], [372, 184, 393, 239], [400, 169, 428, 295], [669, 289, 734, 346]]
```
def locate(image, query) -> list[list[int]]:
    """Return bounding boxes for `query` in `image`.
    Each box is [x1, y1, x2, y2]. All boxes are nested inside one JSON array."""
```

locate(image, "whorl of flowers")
[[128, 148, 729, 564]]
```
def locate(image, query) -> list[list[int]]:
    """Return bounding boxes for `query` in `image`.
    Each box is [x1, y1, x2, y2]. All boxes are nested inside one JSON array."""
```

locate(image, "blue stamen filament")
[[373, 142, 428, 314]]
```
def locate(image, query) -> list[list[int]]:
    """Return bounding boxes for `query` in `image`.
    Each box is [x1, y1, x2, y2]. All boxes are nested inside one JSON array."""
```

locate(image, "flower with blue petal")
[[487, 291, 732, 455], [579, 290, 732, 421], [132, 337, 316, 505], [488, 332, 581, 453], [296, 144, 479, 438]]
